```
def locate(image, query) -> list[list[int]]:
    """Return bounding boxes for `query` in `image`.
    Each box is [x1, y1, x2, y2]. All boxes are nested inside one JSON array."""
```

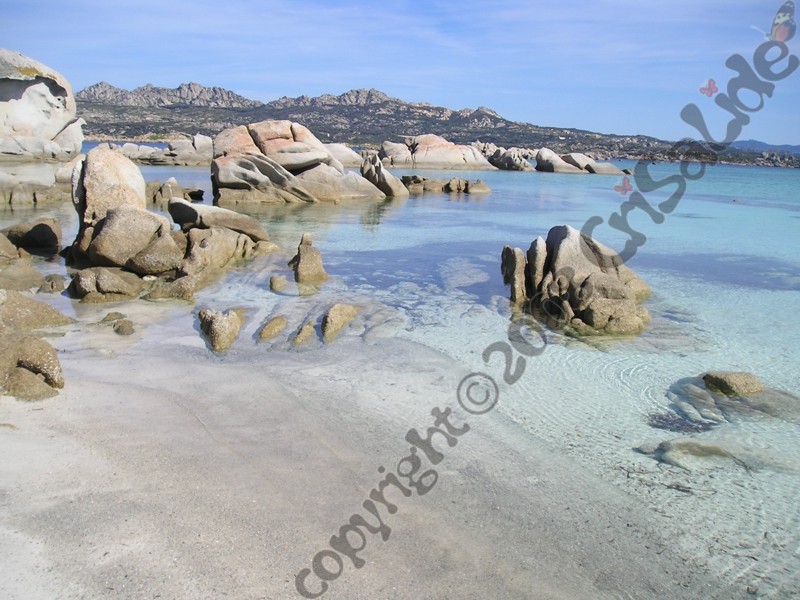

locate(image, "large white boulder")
[[0, 48, 84, 161]]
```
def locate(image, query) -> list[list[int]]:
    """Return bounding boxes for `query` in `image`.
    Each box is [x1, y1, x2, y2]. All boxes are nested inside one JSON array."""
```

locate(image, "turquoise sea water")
[[3, 160, 799, 595]]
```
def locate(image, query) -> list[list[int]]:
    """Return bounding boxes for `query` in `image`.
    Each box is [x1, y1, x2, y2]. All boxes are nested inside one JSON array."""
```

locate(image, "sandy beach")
[[2, 295, 731, 600]]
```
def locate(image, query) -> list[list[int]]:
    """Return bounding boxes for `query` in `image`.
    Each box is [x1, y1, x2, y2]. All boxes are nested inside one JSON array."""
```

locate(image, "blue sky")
[[4, 0, 799, 144]]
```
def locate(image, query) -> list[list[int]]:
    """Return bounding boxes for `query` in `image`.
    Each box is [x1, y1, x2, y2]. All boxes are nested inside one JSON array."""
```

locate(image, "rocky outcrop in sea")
[[502, 225, 651, 335]]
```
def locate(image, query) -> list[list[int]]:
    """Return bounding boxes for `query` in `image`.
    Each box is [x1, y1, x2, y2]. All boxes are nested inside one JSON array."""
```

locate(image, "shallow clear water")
[[2, 160, 799, 596]]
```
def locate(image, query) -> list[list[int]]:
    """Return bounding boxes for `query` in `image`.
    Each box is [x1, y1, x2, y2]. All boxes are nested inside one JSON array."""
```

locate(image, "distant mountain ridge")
[[75, 83, 798, 166], [76, 81, 263, 109]]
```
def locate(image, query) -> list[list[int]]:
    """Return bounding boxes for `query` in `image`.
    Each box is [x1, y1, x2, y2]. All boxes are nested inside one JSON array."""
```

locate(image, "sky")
[[3, 0, 799, 145]]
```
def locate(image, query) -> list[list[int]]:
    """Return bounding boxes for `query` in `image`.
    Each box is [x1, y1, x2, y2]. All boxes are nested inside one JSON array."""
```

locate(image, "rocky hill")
[[76, 81, 263, 109], [75, 84, 799, 166]]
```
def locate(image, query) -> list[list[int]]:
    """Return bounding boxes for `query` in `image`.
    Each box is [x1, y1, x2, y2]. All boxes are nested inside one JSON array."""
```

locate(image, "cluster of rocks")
[[211, 120, 394, 205], [67, 145, 275, 302], [0, 288, 73, 400], [501, 225, 651, 335], [401, 175, 490, 195], [97, 133, 213, 166], [379, 134, 496, 170], [472, 141, 536, 171], [1, 218, 73, 400], [199, 301, 360, 352]]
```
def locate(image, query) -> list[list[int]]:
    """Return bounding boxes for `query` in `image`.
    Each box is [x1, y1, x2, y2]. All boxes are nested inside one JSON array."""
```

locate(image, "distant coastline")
[[76, 83, 800, 169]]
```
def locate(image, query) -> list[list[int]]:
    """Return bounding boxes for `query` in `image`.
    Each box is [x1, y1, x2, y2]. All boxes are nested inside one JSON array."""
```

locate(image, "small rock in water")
[[113, 319, 135, 336], [258, 316, 288, 341], [292, 320, 317, 346], [270, 274, 288, 292], [702, 371, 764, 397], [322, 303, 359, 343], [199, 308, 245, 352], [288, 233, 328, 284]]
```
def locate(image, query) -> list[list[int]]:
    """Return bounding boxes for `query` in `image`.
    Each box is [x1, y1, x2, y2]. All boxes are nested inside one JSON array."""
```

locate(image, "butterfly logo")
[[753, 1, 796, 42], [614, 176, 633, 196], [700, 79, 719, 97]]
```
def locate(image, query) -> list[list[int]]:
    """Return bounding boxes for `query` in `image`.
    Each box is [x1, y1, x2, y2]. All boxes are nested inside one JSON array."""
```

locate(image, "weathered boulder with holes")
[[0, 48, 85, 162], [379, 134, 496, 170], [502, 225, 651, 335], [212, 120, 385, 205]]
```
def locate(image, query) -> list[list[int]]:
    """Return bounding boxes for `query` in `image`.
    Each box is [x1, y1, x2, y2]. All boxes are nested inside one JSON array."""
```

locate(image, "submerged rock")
[[635, 438, 797, 473], [69, 266, 146, 302], [702, 371, 764, 397], [293, 320, 317, 346], [400, 175, 491, 195], [662, 373, 800, 428]]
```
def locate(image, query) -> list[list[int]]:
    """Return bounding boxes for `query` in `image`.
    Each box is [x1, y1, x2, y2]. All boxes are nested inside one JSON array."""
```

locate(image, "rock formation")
[[0, 289, 72, 400], [68, 146, 273, 302], [324, 143, 364, 167], [321, 303, 359, 342], [288, 233, 328, 284], [198, 308, 245, 352], [658, 372, 800, 429], [360, 154, 409, 198], [76, 81, 263, 108], [0, 48, 84, 162], [379, 134, 496, 170], [560, 152, 625, 175], [502, 225, 651, 335], [534, 148, 587, 174], [211, 120, 386, 205], [401, 175, 491, 195]]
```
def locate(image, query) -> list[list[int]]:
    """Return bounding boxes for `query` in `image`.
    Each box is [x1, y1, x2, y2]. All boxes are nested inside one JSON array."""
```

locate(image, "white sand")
[[0, 302, 729, 600]]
